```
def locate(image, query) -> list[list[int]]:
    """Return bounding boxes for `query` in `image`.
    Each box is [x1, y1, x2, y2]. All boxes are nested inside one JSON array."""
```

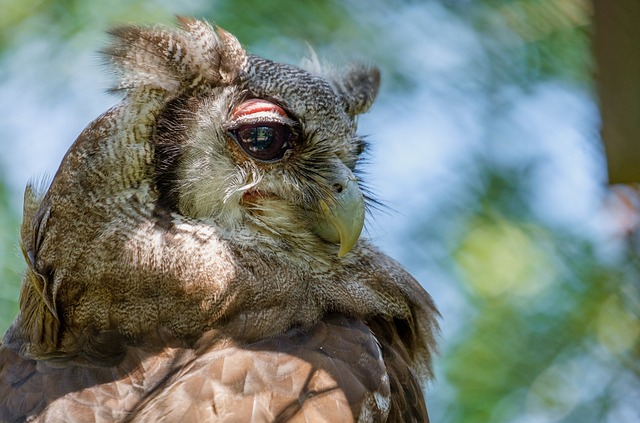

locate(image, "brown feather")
[[1, 315, 403, 422]]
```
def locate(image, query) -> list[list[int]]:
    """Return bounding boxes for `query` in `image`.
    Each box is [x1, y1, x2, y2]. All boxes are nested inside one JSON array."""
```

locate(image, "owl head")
[[107, 17, 380, 258]]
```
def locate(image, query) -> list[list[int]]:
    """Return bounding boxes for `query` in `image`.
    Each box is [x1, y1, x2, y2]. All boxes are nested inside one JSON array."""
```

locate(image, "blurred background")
[[0, 0, 638, 421]]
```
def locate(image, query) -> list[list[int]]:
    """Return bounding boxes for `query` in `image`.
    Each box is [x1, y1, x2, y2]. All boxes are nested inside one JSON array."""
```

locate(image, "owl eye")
[[228, 99, 295, 162], [231, 122, 292, 162]]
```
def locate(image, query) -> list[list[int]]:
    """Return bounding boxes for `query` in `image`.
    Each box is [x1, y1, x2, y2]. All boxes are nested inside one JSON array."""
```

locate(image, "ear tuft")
[[334, 65, 381, 116], [103, 18, 247, 93]]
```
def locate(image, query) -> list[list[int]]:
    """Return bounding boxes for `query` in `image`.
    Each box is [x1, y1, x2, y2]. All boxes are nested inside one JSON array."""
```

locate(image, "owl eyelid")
[[227, 97, 301, 134], [226, 113, 296, 130]]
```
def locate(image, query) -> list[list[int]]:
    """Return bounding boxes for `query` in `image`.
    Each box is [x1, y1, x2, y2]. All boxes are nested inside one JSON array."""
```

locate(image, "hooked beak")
[[309, 159, 365, 257]]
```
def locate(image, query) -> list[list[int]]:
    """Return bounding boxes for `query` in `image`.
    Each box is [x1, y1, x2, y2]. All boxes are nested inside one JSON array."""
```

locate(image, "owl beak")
[[311, 161, 365, 257]]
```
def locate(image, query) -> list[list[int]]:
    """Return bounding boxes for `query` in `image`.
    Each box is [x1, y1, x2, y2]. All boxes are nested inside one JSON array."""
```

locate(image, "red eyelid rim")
[[231, 99, 288, 120]]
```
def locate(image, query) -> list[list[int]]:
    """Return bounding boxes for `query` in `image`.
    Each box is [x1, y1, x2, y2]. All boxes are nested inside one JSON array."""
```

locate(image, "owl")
[[0, 18, 438, 422]]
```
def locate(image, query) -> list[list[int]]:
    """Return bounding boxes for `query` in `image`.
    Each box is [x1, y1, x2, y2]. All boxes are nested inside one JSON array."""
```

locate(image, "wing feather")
[[0, 315, 398, 423]]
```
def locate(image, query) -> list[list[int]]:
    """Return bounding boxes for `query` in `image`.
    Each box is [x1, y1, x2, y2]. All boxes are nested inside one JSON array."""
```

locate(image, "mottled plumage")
[[0, 18, 438, 422]]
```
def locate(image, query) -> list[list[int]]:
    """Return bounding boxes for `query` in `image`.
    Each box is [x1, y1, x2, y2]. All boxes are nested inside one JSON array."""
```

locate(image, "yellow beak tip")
[[308, 160, 365, 258], [337, 244, 351, 258]]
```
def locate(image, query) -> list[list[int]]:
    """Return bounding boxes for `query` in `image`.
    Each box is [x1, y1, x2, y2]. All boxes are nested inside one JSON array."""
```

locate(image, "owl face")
[[150, 40, 380, 258]]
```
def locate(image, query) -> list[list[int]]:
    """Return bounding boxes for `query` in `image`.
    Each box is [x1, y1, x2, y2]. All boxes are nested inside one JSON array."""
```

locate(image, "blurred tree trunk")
[[593, 0, 640, 184]]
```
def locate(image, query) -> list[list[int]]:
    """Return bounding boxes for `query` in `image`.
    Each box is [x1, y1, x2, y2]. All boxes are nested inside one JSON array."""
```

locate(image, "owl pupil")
[[232, 122, 291, 162], [243, 126, 273, 152]]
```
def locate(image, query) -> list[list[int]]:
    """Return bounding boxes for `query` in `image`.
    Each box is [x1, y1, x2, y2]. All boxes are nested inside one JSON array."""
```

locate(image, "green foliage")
[[446, 211, 639, 421], [448, 0, 593, 87]]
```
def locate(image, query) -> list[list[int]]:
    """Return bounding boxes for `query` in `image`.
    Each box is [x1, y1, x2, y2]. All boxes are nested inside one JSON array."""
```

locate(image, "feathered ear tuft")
[[301, 55, 381, 116], [333, 64, 381, 116], [103, 18, 247, 93]]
